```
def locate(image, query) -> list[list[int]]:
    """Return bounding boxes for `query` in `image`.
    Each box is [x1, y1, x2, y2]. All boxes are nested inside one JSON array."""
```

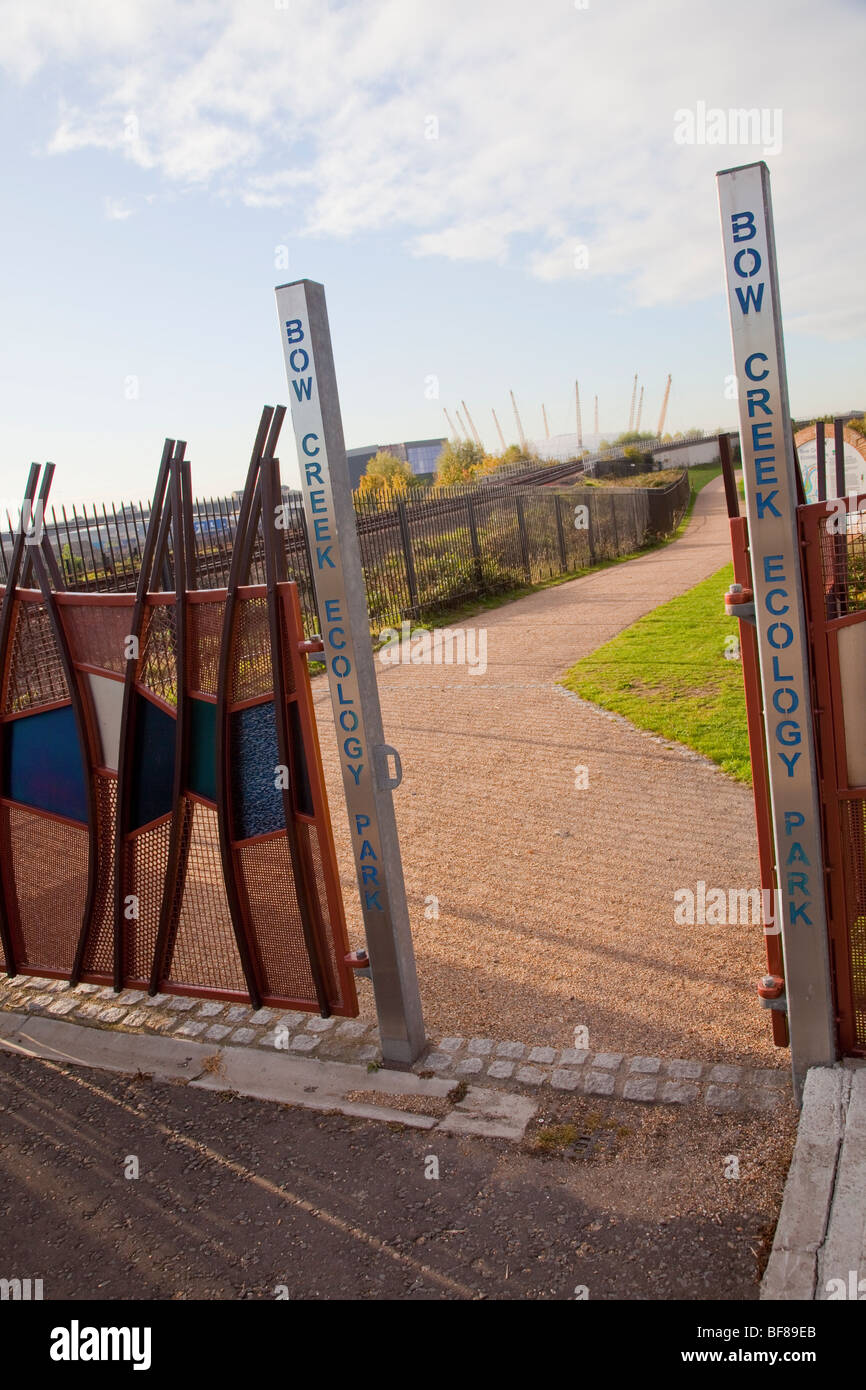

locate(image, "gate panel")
[[0, 591, 91, 978], [728, 518, 789, 1046], [0, 446, 358, 1019], [800, 498, 866, 1054], [53, 592, 131, 982], [220, 582, 355, 1014], [5, 803, 88, 973]]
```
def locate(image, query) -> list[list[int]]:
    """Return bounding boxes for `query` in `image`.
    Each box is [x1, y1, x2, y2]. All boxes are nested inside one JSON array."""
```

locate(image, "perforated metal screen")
[[0, 583, 357, 1018]]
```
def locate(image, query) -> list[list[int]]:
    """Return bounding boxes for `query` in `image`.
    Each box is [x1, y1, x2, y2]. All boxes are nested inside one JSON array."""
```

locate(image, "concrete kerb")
[[0, 973, 791, 1120], [817, 1066, 866, 1300], [762, 1065, 866, 1301], [0, 1010, 535, 1142]]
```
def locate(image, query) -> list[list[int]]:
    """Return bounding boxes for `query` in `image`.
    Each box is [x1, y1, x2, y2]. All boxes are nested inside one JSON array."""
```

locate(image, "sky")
[[0, 0, 864, 504]]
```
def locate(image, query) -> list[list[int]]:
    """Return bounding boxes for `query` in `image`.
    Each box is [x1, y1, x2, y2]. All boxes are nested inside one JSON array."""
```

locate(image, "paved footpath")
[[314, 476, 779, 1069]]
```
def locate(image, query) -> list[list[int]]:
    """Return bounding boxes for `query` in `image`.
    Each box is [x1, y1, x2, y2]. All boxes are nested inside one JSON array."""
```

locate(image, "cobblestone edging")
[[0, 977, 789, 1113]]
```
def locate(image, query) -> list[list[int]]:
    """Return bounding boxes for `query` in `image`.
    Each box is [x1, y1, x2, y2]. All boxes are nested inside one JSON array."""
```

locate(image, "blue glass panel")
[[129, 694, 176, 830], [2, 704, 87, 823], [230, 701, 282, 840], [188, 697, 217, 802], [230, 700, 313, 840]]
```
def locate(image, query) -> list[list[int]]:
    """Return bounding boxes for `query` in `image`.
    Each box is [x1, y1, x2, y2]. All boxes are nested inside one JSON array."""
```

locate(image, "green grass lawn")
[[687, 461, 722, 495], [559, 560, 752, 783]]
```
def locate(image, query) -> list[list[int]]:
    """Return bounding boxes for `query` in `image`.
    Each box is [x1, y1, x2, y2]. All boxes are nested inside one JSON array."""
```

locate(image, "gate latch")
[[345, 949, 372, 980], [757, 974, 787, 1012], [299, 635, 325, 658], [725, 583, 756, 624], [374, 743, 403, 791]]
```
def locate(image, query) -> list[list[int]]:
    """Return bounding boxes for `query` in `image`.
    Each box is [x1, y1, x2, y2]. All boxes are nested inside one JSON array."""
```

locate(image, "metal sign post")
[[274, 279, 426, 1067], [717, 162, 836, 1085]]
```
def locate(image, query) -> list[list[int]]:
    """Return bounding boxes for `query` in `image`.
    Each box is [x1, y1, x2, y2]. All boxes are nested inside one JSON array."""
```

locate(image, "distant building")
[[346, 438, 446, 490]]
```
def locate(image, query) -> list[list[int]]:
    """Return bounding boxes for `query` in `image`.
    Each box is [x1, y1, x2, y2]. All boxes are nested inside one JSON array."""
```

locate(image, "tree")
[[357, 450, 417, 496], [474, 442, 545, 478], [614, 430, 655, 445], [434, 439, 486, 486], [60, 542, 83, 581], [623, 444, 653, 462]]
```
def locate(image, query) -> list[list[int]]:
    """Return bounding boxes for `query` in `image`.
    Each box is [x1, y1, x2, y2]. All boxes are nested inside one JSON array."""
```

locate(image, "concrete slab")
[[0, 1012, 212, 1082], [818, 1069, 866, 1298], [0, 1010, 24, 1040], [0, 1009, 476, 1133], [762, 1067, 850, 1301], [337, 1103, 438, 1130], [436, 1086, 536, 1140], [193, 1045, 454, 1106]]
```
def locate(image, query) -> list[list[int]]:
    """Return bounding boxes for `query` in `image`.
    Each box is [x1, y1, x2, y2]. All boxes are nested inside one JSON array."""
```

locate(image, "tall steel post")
[[275, 279, 426, 1067], [717, 162, 836, 1089]]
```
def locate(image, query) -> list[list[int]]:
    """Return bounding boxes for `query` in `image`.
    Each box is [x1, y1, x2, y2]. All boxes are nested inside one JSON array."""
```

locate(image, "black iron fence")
[[645, 469, 692, 536], [0, 470, 691, 638]]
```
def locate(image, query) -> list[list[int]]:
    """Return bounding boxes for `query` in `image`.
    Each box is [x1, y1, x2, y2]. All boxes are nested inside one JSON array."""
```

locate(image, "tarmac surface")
[[0, 1047, 795, 1301]]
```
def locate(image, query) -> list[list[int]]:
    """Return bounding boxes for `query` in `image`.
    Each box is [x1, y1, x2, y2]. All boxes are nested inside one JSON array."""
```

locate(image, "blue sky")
[[0, 0, 864, 504]]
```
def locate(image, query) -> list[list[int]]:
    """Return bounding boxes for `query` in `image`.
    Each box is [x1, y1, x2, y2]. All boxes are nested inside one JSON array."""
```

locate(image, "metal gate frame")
[[0, 417, 358, 1018], [725, 451, 866, 1059], [798, 496, 866, 1055], [727, 502, 789, 1048]]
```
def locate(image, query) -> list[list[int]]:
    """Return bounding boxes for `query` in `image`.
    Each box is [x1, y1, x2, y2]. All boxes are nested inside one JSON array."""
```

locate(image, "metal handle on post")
[[374, 744, 403, 791]]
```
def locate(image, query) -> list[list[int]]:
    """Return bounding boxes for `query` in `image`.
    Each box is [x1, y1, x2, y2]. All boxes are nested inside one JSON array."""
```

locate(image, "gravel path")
[[314, 477, 780, 1069]]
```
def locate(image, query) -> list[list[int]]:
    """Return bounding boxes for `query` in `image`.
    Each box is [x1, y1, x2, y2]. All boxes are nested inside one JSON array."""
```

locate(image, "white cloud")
[[2, 0, 865, 336], [412, 220, 513, 264], [104, 196, 133, 220]]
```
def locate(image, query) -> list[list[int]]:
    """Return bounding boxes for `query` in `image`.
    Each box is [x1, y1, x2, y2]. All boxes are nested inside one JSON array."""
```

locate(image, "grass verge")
[[559, 560, 752, 783]]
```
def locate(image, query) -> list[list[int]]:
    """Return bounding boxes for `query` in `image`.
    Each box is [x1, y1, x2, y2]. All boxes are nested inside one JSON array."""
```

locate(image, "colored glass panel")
[[188, 696, 217, 803], [129, 693, 176, 830], [2, 703, 87, 823], [230, 699, 312, 840]]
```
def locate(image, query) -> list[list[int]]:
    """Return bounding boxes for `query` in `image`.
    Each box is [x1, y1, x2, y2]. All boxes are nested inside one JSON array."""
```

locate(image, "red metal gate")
[[798, 497, 866, 1055], [727, 450, 866, 1058], [0, 412, 358, 1018]]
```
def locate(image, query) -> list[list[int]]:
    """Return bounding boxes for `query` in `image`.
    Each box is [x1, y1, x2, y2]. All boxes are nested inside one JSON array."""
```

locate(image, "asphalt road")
[[0, 1050, 789, 1302]]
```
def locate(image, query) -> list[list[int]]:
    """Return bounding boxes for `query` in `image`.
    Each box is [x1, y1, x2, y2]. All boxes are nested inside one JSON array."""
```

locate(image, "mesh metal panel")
[[6, 804, 86, 972], [139, 603, 178, 705], [819, 521, 866, 619], [307, 821, 343, 1009], [187, 600, 225, 697], [164, 797, 246, 993], [79, 772, 117, 976], [229, 595, 273, 703], [842, 799, 866, 1049], [0, 582, 354, 1013], [3, 600, 68, 714], [123, 816, 172, 983], [235, 835, 324, 1004], [276, 600, 297, 697], [59, 602, 133, 676]]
